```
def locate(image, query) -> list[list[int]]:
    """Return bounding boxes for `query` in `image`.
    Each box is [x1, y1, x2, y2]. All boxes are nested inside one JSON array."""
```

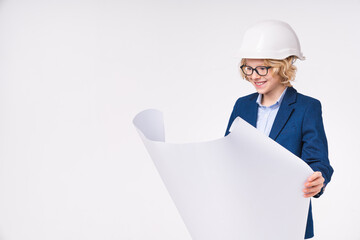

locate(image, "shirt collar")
[[256, 87, 288, 108]]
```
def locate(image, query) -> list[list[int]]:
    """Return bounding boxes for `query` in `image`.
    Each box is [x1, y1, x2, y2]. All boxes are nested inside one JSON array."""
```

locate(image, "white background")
[[0, 0, 359, 239]]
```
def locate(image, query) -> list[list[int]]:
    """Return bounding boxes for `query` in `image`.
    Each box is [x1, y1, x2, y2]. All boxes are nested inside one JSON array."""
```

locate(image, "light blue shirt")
[[256, 88, 287, 136]]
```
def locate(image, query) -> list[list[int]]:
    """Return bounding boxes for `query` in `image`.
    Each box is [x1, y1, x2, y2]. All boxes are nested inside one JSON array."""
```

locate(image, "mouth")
[[254, 81, 266, 86]]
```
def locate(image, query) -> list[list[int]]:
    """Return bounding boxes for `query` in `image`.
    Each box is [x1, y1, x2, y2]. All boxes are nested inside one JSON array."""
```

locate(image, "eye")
[[257, 66, 267, 71]]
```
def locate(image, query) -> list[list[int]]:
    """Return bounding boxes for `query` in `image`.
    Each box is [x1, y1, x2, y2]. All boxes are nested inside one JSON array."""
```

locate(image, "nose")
[[250, 71, 261, 80]]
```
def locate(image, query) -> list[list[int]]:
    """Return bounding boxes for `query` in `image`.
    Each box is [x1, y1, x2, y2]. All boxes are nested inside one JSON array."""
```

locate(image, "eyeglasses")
[[240, 65, 271, 76]]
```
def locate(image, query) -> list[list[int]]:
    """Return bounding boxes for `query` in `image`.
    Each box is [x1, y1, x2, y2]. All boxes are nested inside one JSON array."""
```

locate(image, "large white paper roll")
[[133, 109, 313, 240]]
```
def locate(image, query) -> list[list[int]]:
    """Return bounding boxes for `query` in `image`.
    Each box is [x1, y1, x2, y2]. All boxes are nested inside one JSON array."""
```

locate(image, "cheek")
[[268, 70, 282, 82], [268, 73, 282, 83]]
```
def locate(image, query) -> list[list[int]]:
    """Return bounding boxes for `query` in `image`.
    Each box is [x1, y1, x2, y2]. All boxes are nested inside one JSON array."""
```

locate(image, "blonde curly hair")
[[240, 56, 298, 87]]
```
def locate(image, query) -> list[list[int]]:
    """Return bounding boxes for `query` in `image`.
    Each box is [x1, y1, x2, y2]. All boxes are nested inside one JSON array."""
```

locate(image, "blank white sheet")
[[133, 109, 313, 240]]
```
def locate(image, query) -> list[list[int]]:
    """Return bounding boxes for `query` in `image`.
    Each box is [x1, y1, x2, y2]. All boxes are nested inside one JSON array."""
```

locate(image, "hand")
[[303, 171, 325, 198]]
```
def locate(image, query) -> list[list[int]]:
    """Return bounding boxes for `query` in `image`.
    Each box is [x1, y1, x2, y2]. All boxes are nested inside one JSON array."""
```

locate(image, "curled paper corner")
[[133, 109, 313, 240], [229, 116, 246, 134], [133, 109, 165, 142]]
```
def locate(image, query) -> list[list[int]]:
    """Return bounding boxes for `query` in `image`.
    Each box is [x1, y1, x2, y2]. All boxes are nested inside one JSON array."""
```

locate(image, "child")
[[225, 20, 334, 239]]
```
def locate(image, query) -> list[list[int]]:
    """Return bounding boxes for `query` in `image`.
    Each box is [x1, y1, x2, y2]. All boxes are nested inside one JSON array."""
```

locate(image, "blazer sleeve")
[[301, 99, 334, 198]]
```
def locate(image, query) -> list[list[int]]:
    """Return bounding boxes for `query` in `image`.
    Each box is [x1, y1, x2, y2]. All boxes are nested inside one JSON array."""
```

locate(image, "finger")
[[304, 191, 320, 198], [303, 184, 323, 194], [307, 171, 322, 182], [303, 186, 323, 198], [305, 176, 324, 188], [307, 172, 322, 182]]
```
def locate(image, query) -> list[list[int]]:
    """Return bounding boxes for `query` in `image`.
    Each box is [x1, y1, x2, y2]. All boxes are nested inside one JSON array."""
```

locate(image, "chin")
[[254, 87, 267, 94]]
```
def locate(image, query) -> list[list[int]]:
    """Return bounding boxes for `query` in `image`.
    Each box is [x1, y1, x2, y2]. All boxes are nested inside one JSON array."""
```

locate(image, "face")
[[244, 59, 286, 99]]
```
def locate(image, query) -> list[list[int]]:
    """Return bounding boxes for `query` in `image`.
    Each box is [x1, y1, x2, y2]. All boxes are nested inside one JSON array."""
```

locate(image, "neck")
[[261, 86, 287, 106]]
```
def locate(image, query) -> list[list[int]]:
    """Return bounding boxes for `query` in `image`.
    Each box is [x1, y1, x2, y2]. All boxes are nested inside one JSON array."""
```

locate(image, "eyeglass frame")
[[240, 65, 272, 76]]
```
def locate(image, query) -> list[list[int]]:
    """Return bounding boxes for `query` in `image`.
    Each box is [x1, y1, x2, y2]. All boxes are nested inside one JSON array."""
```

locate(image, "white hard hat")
[[238, 20, 305, 60]]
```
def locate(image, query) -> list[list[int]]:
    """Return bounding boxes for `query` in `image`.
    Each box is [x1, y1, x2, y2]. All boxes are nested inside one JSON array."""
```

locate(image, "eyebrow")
[[245, 65, 267, 68]]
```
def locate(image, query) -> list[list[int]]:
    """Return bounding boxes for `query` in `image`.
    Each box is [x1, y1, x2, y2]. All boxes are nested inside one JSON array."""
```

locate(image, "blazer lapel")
[[269, 87, 297, 141]]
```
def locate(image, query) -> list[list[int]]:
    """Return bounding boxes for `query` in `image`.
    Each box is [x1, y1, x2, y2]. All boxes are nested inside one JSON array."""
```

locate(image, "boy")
[[225, 20, 334, 239]]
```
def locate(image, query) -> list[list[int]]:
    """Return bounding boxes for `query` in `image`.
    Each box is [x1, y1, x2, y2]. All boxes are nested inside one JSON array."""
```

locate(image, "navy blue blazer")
[[225, 87, 334, 239]]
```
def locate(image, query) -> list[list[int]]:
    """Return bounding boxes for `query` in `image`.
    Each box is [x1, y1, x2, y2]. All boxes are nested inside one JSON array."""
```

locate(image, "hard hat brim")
[[238, 49, 305, 61]]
